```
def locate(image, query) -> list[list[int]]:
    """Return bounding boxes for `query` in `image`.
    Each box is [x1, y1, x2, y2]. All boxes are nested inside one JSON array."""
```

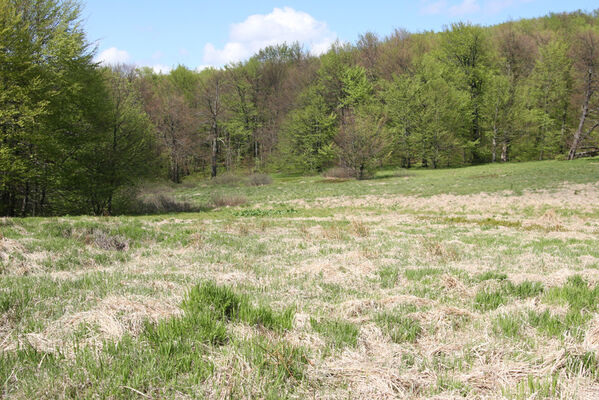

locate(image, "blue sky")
[[85, 0, 598, 72]]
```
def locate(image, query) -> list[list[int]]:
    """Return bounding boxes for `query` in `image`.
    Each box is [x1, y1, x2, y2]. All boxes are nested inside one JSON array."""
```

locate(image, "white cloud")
[[486, 0, 534, 14], [203, 7, 336, 66], [151, 64, 172, 74], [195, 65, 211, 72], [449, 0, 481, 16], [95, 47, 130, 65], [420, 0, 534, 16], [421, 0, 448, 14]]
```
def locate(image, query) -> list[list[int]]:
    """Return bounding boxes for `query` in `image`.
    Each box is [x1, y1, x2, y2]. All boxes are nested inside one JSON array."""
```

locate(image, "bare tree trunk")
[[569, 94, 590, 160], [211, 134, 217, 178], [570, 62, 594, 160], [501, 142, 508, 162], [492, 132, 497, 163]]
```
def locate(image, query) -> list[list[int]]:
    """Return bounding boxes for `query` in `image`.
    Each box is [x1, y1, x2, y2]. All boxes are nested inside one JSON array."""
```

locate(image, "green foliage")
[[184, 281, 295, 332], [310, 317, 359, 349], [475, 280, 544, 311], [493, 314, 523, 338], [378, 266, 400, 288], [233, 208, 298, 217], [474, 290, 507, 311], [526, 276, 599, 340], [477, 271, 508, 281], [404, 267, 444, 281], [3, 3, 599, 217], [280, 84, 337, 172], [544, 275, 599, 312], [504, 375, 560, 399], [375, 309, 422, 343]]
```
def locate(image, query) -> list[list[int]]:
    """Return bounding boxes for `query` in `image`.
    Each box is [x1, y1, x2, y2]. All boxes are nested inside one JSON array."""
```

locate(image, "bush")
[[134, 193, 204, 214], [210, 173, 244, 186], [210, 193, 247, 208], [247, 173, 272, 186], [322, 167, 352, 179]]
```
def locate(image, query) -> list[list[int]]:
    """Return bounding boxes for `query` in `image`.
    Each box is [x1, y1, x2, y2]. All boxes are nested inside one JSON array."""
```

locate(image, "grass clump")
[[240, 337, 308, 387], [310, 317, 359, 350], [475, 280, 544, 312], [564, 351, 599, 378], [477, 271, 508, 281], [526, 276, 598, 340], [505, 281, 544, 299], [404, 267, 443, 281], [493, 314, 523, 338], [375, 309, 422, 343], [184, 281, 294, 332], [544, 275, 599, 312], [503, 375, 560, 400], [378, 266, 400, 288], [0, 281, 297, 398], [474, 290, 507, 311]]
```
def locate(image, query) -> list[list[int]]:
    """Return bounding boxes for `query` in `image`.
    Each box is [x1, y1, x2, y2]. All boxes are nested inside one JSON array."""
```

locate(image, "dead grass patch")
[[22, 295, 181, 354]]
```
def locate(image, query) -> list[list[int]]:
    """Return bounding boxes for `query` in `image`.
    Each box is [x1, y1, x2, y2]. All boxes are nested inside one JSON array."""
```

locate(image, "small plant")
[[350, 220, 369, 237], [544, 275, 599, 312], [420, 238, 459, 261], [322, 225, 344, 240]]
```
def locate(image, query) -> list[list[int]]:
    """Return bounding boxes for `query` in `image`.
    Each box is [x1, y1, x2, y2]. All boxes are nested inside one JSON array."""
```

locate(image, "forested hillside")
[[2, 0, 598, 216]]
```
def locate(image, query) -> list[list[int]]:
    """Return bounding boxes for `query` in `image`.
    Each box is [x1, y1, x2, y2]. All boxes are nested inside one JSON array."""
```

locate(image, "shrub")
[[210, 173, 244, 186], [210, 193, 247, 208], [134, 193, 204, 214], [322, 167, 352, 179], [247, 173, 272, 186]]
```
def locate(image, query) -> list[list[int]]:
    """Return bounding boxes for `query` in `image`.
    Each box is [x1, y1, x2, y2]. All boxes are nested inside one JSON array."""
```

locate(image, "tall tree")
[[0, 0, 101, 216], [440, 23, 490, 163]]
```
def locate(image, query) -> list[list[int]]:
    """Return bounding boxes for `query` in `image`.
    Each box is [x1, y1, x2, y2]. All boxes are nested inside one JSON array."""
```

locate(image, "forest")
[[1, 0, 599, 217]]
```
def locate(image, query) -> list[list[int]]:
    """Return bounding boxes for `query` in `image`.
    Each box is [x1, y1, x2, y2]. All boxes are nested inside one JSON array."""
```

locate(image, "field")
[[2, 158, 599, 399]]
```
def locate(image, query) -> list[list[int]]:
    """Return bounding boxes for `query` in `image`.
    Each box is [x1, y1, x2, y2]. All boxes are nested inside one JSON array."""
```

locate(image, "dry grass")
[[3, 163, 599, 399]]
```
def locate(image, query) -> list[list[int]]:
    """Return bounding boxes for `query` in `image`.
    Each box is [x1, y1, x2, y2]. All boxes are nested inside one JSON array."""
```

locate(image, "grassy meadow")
[[2, 158, 599, 399]]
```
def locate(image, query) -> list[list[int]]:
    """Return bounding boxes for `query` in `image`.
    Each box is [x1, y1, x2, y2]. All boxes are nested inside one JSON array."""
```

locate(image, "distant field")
[[2, 158, 599, 399]]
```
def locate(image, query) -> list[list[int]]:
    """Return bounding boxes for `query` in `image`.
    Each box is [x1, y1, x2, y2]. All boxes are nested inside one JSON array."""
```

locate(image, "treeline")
[[2, 0, 599, 216]]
